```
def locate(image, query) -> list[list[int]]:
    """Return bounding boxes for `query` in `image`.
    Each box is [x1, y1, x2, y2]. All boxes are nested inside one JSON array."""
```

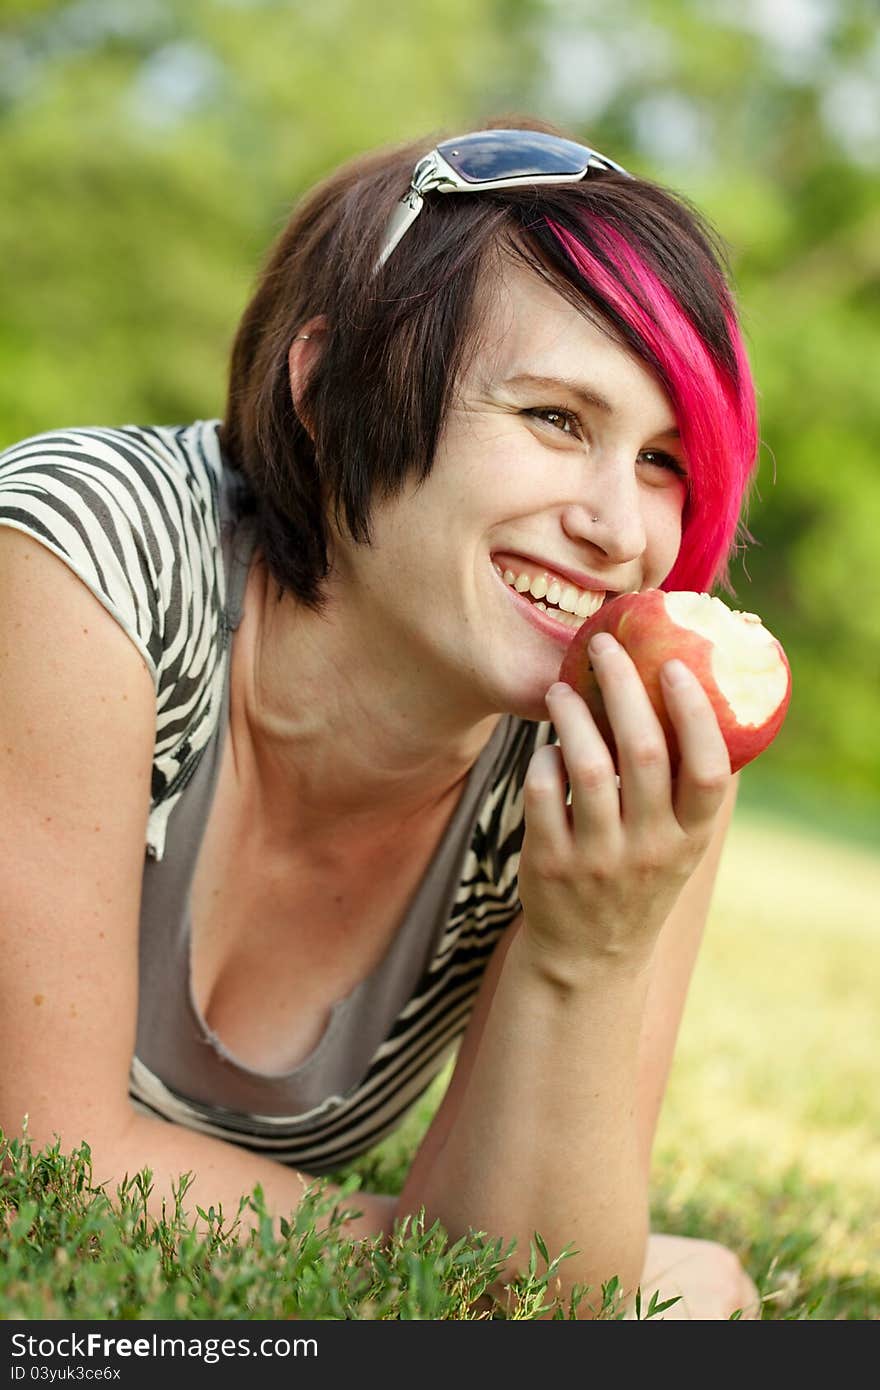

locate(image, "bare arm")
[[95, 1110, 396, 1240], [398, 642, 737, 1313], [0, 530, 392, 1243]]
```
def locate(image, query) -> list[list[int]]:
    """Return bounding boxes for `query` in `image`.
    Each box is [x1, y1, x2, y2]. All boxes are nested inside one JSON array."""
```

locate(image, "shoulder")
[[480, 714, 559, 802], [0, 422, 234, 860], [0, 421, 226, 551], [431, 715, 556, 1005], [0, 419, 225, 477], [471, 716, 558, 871], [0, 422, 228, 680]]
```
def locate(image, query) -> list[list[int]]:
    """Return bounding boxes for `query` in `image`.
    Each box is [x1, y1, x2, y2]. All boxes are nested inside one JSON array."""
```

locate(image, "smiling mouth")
[[492, 560, 605, 631]]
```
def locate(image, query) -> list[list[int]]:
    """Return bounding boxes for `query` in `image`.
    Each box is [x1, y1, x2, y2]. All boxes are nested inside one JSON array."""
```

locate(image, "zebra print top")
[[0, 422, 558, 1174]]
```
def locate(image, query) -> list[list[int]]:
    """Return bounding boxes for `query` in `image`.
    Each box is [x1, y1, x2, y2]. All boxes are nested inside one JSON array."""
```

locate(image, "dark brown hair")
[[220, 116, 757, 613]]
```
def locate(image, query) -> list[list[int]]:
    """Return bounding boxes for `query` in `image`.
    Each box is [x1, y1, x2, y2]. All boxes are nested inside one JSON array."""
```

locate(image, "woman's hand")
[[517, 630, 733, 979]]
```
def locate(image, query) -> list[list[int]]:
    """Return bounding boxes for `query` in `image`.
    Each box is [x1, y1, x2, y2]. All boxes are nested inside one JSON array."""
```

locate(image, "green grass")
[[0, 1140, 637, 1321], [2, 802, 878, 1320]]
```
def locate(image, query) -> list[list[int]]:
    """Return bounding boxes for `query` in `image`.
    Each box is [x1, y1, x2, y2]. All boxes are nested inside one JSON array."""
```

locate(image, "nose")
[[561, 460, 647, 564]]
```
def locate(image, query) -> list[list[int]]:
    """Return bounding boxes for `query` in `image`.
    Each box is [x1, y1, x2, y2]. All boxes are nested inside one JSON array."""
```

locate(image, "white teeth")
[[559, 584, 579, 613], [559, 611, 584, 628], [533, 601, 583, 628], [498, 562, 605, 621], [575, 590, 598, 618]]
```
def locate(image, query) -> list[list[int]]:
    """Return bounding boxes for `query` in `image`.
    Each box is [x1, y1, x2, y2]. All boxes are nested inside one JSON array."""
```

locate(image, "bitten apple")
[[558, 589, 792, 774]]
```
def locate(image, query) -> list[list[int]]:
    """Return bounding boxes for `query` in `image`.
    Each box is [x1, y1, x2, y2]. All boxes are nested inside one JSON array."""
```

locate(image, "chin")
[[486, 658, 565, 726]]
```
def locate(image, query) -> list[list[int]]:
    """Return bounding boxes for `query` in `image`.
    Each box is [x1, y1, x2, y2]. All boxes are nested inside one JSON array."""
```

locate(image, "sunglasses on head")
[[375, 128, 632, 270]]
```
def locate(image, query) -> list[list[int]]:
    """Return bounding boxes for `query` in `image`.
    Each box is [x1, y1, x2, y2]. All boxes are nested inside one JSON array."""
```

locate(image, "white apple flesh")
[[557, 589, 792, 774]]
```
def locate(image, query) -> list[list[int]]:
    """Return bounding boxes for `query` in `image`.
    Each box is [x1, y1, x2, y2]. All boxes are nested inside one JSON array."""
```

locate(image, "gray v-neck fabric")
[[135, 477, 516, 1118]]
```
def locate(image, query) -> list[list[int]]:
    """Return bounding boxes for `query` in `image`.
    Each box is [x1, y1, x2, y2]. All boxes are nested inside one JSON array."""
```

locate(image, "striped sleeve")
[[0, 423, 228, 860]]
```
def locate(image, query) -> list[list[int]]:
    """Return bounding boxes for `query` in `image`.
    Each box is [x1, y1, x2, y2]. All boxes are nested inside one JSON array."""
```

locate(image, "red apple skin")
[[557, 589, 792, 774]]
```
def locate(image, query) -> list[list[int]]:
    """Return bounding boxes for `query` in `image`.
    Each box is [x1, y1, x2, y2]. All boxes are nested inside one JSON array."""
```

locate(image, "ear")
[[288, 314, 329, 435]]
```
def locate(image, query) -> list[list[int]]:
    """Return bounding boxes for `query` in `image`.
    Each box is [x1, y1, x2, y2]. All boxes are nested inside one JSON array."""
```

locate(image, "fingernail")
[[546, 682, 571, 700], [662, 658, 693, 686], [588, 632, 617, 656]]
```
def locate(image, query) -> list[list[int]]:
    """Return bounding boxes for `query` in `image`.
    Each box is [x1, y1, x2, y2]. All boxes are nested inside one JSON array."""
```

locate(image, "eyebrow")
[[500, 372, 680, 438]]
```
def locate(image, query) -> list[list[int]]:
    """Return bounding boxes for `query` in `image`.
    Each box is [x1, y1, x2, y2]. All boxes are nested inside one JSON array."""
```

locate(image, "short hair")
[[220, 117, 758, 615]]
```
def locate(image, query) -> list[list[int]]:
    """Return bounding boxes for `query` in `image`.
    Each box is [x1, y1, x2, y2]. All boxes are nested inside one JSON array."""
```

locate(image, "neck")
[[228, 559, 501, 846]]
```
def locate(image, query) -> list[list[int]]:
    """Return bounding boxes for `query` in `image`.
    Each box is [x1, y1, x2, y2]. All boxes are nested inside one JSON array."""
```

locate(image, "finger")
[[586, 632, 672, 829], [543, 682, 622, 846], [522, 741, 572, 849], [659, 660, 731, 834]]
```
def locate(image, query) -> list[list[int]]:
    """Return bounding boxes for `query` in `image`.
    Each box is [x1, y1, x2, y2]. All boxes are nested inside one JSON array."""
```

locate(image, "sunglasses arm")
[[375, 150, 455, 271], [375, 190, 425, 270]]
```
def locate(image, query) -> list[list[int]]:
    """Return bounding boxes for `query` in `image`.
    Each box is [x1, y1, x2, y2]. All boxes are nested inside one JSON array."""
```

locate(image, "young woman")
[[0, 121, 761, 1318]]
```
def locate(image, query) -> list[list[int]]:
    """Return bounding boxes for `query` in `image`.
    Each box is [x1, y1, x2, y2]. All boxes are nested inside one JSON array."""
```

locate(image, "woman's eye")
[[528, 407, 580, 436], [638, 448, 688, 478]]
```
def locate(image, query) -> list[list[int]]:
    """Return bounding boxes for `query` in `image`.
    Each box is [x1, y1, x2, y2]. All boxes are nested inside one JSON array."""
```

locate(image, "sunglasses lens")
[[436, 131, 595, 183]]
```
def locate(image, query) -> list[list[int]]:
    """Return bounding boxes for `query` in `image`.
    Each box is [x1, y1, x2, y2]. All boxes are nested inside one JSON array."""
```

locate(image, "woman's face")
[[328, 255, 689, 726]]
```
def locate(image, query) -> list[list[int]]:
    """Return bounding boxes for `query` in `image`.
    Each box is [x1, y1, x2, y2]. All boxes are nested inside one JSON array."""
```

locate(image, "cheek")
[[645, 487, 687, 569], [476, 430, 575, 506]]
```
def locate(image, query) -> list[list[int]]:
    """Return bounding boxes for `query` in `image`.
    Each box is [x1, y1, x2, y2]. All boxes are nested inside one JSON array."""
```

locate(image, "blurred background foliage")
[[1, 0, 878, 832]]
